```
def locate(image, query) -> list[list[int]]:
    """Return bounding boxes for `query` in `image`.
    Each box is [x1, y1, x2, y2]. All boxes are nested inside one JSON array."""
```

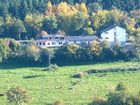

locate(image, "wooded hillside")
[[0, 0, 140, 39]]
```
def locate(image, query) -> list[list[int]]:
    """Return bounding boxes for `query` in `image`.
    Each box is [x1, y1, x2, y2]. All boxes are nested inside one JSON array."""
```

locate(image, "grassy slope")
[[0, 61, 140, 105]]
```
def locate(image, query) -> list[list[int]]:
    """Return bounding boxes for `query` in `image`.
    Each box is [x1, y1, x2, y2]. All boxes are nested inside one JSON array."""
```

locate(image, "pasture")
[[0, 61, 140, 105]]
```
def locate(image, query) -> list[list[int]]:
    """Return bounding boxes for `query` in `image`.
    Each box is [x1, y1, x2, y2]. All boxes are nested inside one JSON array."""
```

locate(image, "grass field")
[[0, 61, 140, 105]]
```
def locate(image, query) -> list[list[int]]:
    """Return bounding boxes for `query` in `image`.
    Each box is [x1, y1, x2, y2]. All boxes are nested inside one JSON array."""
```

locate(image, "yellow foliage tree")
[[92, 10, 108, 30], [57, 2, 77, 17], [46, 1, 53, 16], [76, 3, 88, 18]]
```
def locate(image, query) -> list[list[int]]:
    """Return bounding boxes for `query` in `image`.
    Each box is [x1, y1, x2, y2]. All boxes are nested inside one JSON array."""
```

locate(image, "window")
[[23, 42, 27, 45], [55, 37, 58, 39], [59, 42, 62, 45], [39, 42, 42, 45], [114, 32, 117, 36], [43, 42, 45, 45], [105, 37, 109, 39], [49, 37, 52, 40], [105, 32, 108, 34], [44, 37, 49, 40], [48, 42, 50, 45], [60, 37, 64, 40], [52, 42, 55, 45]]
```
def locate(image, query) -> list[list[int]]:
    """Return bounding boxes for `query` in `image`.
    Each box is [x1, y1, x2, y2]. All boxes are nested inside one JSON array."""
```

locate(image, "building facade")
[[18, 35, 99, 49], [18, 25, 128, 49], [65, 36, 99, 46], [100, 25, 128, 46], [37, 35, 65, 48]]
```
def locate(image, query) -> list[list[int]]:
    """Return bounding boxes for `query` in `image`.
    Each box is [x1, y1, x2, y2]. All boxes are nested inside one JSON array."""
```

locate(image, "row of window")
[[20, 41, 94, 46], [44, 37, 64, 40], [37, 42, 63, 46], [68, 41, 91, 44]]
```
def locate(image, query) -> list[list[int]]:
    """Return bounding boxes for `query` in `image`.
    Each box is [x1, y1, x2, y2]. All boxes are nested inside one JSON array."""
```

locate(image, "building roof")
[[41, 34, 64, 37], [100, 25, 122, 33], [65, 36, 99, 41], [40, 31, 48, 36], [37, 34, 64, 40]]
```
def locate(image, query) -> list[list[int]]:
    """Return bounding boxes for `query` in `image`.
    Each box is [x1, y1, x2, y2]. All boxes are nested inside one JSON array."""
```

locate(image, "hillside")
[[0, 0, 140, 39]]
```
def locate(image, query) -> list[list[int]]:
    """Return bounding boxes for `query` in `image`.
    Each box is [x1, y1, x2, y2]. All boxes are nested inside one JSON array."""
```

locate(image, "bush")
[[72, 71, 88, 78], [86, 66, 140, 74], [89, 84, 140, 105], [115, 83, 128, 91], [89, 97, 108, 105], [45, 64, 59, 71], [131, 95, 140, 105], [53, 100, 65, 105], [108, 91, 129, 105], [6, 87, 31, 105]]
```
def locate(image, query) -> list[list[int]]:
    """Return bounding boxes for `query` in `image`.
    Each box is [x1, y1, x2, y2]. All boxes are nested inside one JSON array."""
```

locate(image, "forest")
[[0, 0, 140, 40]]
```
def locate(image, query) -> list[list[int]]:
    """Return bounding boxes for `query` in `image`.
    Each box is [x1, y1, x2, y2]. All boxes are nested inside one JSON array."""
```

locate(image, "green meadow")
[[0, 61, 140, 105]]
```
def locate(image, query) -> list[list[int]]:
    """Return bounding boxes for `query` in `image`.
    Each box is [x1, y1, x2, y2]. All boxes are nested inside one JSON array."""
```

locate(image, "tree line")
[[1, 1, 140, 40], [0, 38, 138, 65]]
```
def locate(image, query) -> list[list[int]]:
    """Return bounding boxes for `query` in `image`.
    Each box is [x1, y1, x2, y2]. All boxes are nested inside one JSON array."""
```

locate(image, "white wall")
[[37, 40, 65, 48], [101, 26, 127, 44]]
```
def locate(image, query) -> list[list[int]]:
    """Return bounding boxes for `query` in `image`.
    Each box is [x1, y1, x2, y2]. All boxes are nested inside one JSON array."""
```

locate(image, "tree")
[[101, 40, 116, 61], [10, 19, 26, 40], [6, 87, 31, 105], [8, 0, 20, 18], [45, 1, 53, 16], [76, 3, 88, 18], [0, 3, 8, 17], [90, 40, 102, 57], [24, 13, 44, 39], [55, 44, 80, 63], [0, 39, 11, 62], [17, 43, 41, 64], [83, 27, 95, 35], [19, 0, 28, 20], [42, 16, 58, 34], [8, 39, 21, 58], [88, 3, 102, 13], [42, 48, 55, 66], [134, 34, 140, 60], [58, 12, 86, 35], [28, 0, 33, 12]]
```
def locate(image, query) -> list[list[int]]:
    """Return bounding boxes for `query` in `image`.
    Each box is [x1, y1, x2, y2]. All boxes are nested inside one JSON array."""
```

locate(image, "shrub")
[[108, 91, 129, 105], [108, 91, 140, 105], [89, 85, 140, 105], [130, 93, 140, 105], [72, 71, 88, 78], [86, 66, 140, 74], [89, 97, 108, 105], [53, 100, 65, 105], [6, 87, 31, 105], [115, 83, 128, 91], [45, 64, 59, 71], [0, 39, 11, 62]]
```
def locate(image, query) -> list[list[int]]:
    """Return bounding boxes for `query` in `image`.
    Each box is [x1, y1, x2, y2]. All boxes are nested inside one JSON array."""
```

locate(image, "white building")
[[19, 25, 128, 49], [19, 35, 65, 48], [100, 25, 128, 46], [36, 34, 65, 48], [18, 35, 99, 48]]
